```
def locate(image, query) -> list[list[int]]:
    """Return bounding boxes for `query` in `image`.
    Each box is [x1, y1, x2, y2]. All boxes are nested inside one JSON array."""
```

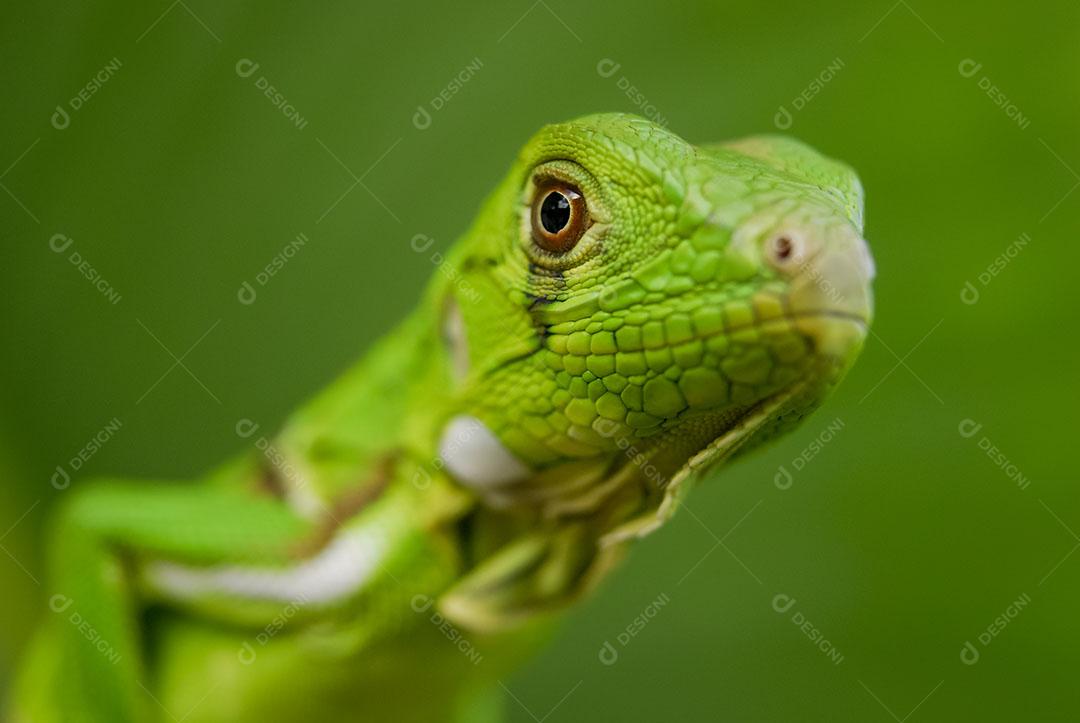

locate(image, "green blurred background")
[[2, 1, 1077, 721]]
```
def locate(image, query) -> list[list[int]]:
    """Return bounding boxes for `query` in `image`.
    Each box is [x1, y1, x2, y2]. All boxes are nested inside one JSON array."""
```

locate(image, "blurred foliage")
[[1, 1, 1077, 721]]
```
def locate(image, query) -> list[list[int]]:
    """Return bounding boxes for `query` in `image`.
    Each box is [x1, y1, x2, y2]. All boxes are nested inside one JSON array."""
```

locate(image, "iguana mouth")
[[703, 307, 869, 339], [787, 309, 869, 325]]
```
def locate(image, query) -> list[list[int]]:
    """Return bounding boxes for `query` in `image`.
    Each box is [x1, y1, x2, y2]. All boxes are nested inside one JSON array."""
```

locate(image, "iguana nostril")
[[773, 235, 794, 261], [766, 232, 808, 270]]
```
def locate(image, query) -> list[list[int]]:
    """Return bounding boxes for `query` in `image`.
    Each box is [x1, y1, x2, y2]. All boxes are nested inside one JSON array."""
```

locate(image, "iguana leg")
[[12, 478, 313, 723], [14, 455, 470, 723]]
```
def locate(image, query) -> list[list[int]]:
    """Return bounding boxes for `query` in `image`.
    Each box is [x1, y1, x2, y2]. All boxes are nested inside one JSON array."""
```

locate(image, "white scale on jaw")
[[437, 415, 531, 490]]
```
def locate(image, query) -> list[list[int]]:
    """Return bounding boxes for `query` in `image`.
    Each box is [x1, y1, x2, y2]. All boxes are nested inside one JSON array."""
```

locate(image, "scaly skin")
[[9, 113, 874, 723]]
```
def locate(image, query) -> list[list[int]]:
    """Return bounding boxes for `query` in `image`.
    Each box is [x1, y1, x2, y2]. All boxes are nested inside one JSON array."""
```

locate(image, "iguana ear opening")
[[441, 296, 470, 382], [438, 260, 537, 383]]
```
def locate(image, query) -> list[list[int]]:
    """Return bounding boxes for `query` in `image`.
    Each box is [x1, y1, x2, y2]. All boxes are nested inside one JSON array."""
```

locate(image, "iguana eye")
[[531, 183, 588, 254]]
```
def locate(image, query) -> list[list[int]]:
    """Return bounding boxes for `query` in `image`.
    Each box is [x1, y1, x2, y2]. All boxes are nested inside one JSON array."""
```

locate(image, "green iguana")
[[10, 113, 874, 723]]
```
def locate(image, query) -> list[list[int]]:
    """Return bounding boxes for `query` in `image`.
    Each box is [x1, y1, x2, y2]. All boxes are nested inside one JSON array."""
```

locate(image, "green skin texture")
[[9, 113, 874, 723]]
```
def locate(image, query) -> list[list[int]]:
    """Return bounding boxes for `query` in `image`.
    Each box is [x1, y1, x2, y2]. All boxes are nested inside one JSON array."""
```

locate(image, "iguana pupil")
[[540, 191, 571, 233]]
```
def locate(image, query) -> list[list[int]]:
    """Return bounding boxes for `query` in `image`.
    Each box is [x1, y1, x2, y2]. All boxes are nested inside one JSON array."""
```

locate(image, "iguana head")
[[438, 112, 873, 540]]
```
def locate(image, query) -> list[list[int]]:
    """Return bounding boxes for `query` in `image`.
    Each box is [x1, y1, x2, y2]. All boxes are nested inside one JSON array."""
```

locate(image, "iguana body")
[[10, 114, 874, 723]]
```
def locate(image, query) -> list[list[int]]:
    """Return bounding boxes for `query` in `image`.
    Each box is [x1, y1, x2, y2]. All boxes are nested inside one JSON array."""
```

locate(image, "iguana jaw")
[[599, 343, 856, 546], [600, 384, 803, 544], [596, 290, 871, 545]]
